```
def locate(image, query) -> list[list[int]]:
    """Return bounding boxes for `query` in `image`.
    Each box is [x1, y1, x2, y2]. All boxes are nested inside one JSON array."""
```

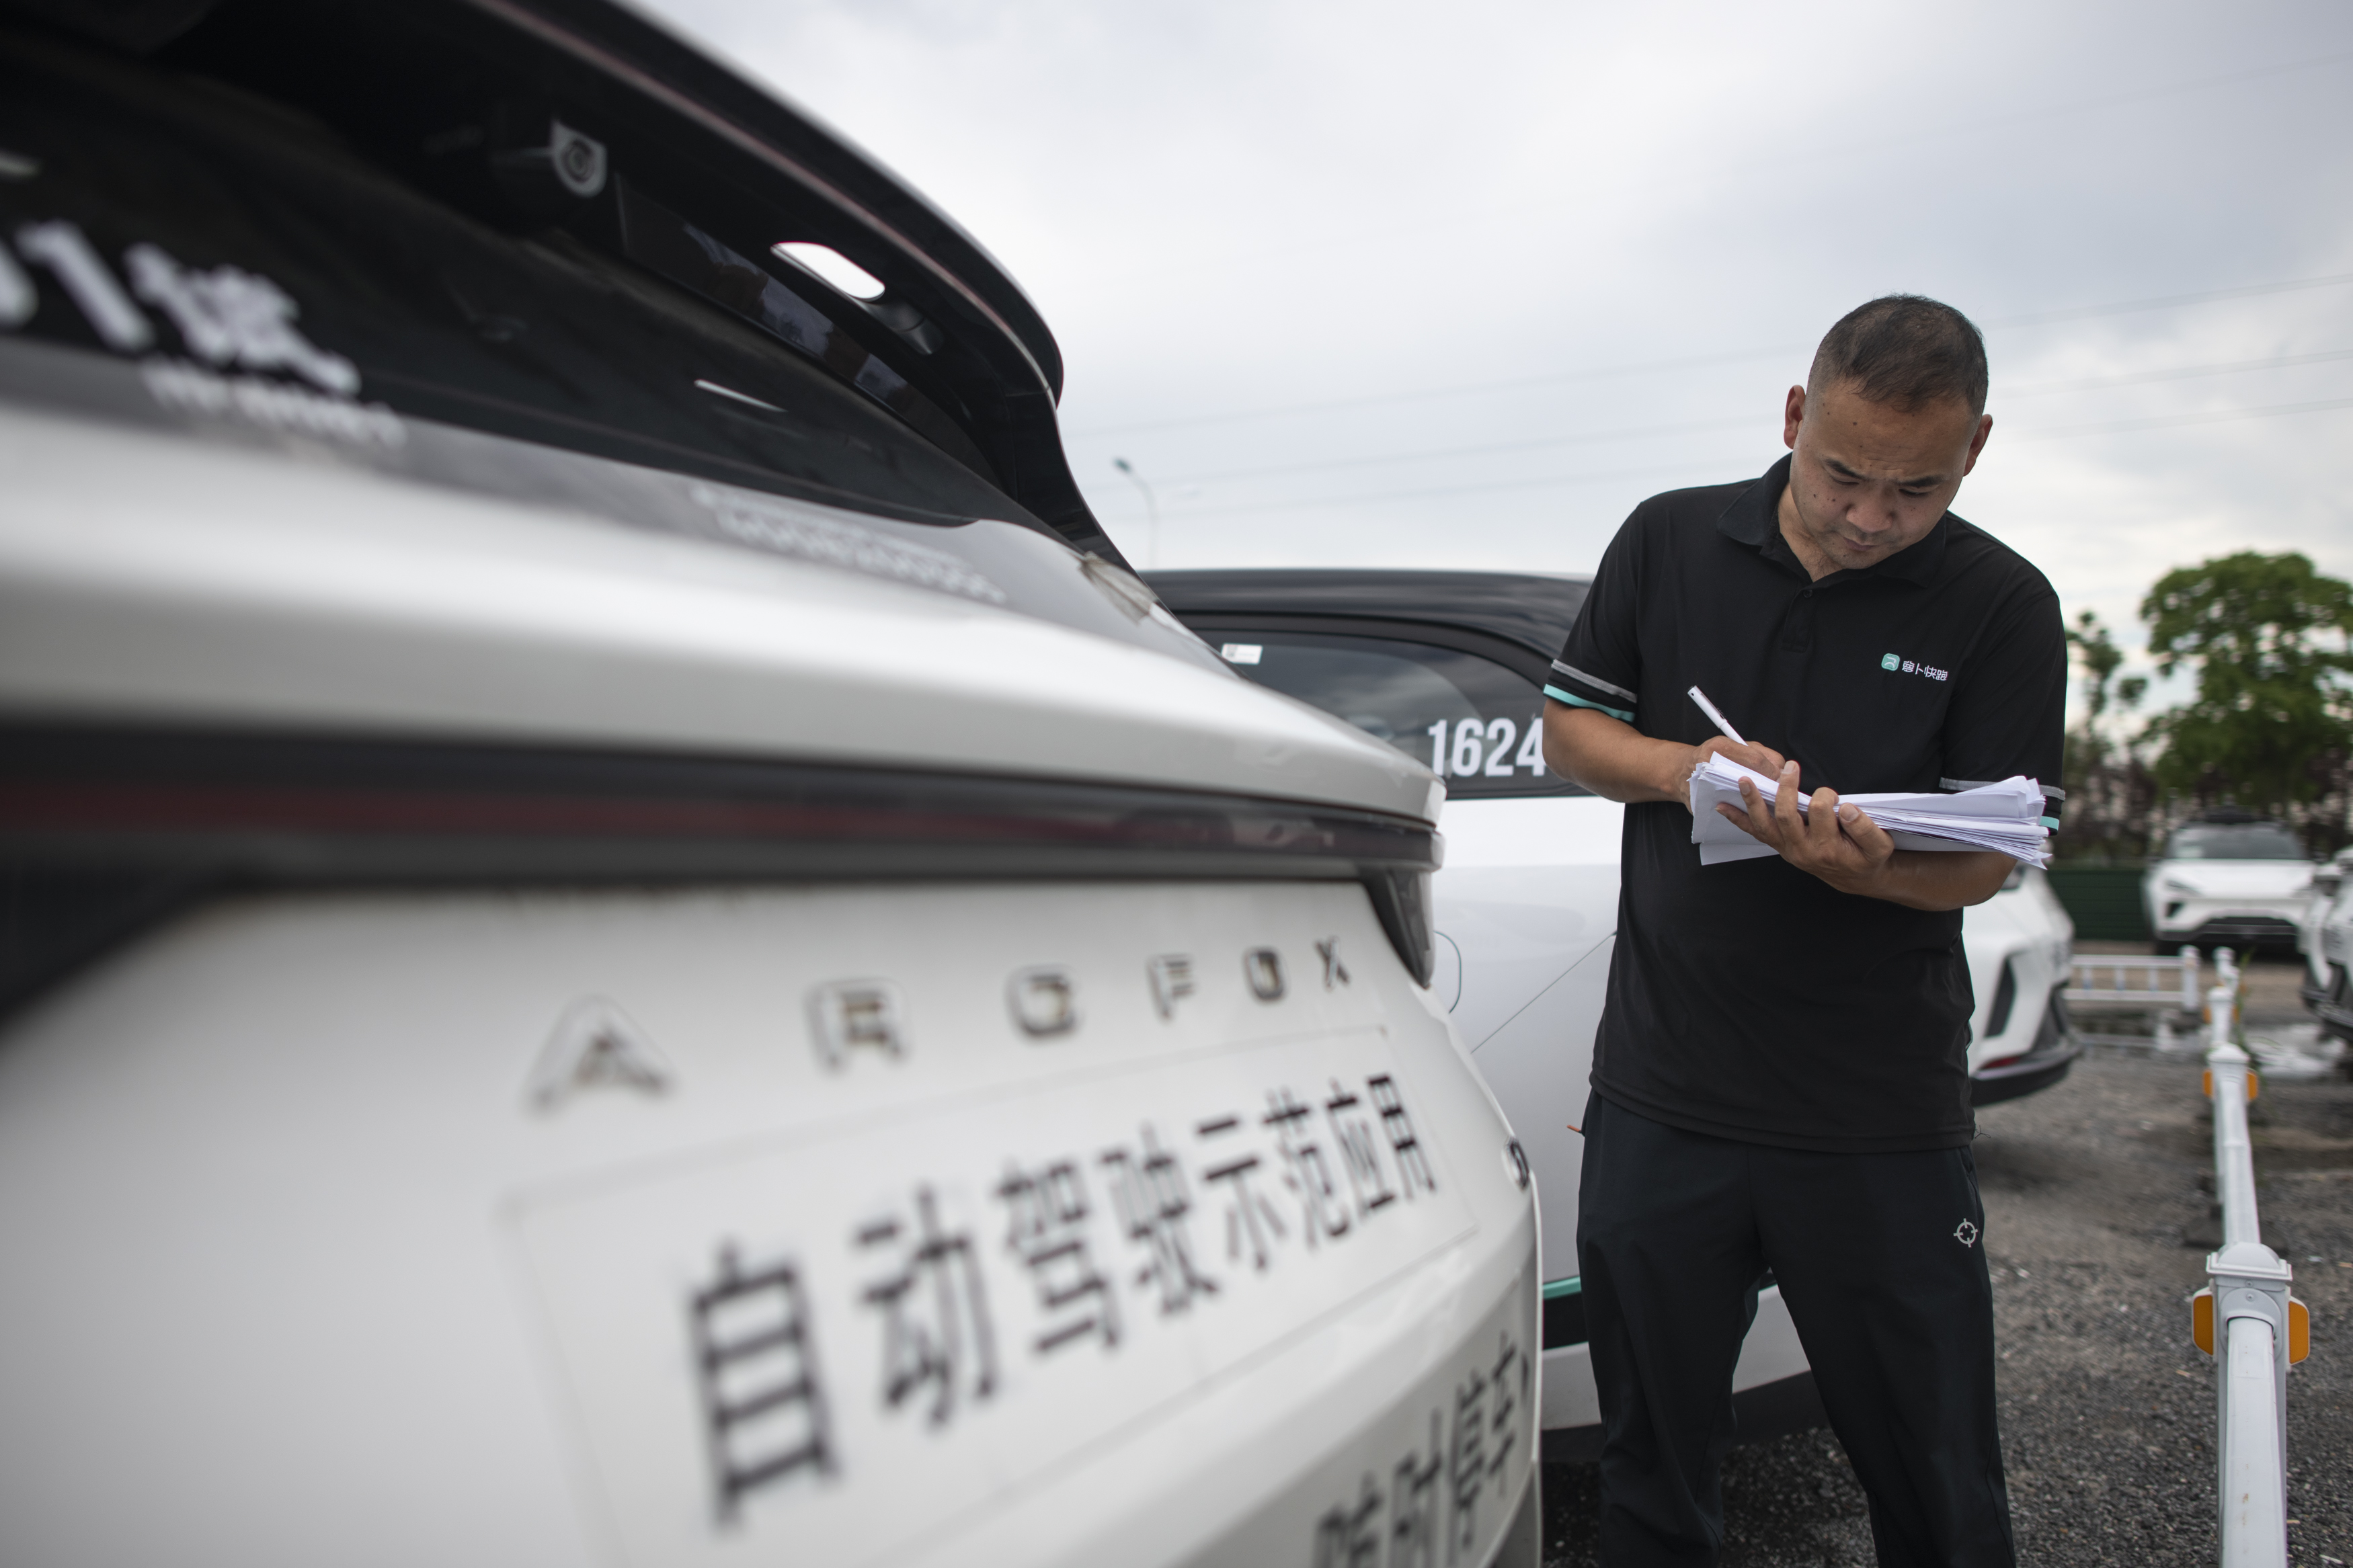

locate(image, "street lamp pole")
[[1111, 456, 1160, 569]]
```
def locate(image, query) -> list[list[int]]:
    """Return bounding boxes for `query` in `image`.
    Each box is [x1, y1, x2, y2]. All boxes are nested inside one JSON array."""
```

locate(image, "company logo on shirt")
[[1879, 652, 1950, 683]]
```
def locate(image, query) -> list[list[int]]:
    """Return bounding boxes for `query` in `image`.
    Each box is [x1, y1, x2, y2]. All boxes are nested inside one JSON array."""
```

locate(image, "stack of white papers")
[[1688, 757, 2050, 868]]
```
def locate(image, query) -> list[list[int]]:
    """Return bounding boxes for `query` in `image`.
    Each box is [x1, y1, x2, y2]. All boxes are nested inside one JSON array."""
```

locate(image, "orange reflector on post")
[[2201, 1067, 2258, 1100], [2290, 1297, 2310, 1364], [2192, 1287, 2215, 1356]]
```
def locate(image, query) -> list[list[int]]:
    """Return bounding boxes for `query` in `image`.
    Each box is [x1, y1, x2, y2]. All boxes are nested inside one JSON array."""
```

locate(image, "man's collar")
[[1714, 454, 1785, 548], [1716, 452, 1950, 585]]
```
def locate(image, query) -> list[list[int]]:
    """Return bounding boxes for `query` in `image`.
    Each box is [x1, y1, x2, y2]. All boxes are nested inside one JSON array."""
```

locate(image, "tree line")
[[2059, 551, 2353, 862]]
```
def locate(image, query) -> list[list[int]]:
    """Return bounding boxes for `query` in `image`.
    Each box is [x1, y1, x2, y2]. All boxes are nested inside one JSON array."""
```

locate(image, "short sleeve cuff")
[[1547, 660, 1637, 723], [1544, 686, 1634, 723]]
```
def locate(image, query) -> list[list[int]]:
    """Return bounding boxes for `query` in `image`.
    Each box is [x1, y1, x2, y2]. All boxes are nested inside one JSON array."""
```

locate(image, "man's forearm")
[[1839, 849, 2014, 912], [1541, 702, 1698, 804]]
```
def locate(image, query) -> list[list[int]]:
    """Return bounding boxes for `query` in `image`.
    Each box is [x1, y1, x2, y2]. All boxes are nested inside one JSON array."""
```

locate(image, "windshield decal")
[[1, 218, 405, 448], [15, 219, 153, 349], [125, 242, 358, 394], [141, 357, 405, 448]]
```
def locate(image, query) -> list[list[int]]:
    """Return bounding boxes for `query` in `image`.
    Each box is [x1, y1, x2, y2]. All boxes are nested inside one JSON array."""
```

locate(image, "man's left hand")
[[1722, 760, 1893, 896]]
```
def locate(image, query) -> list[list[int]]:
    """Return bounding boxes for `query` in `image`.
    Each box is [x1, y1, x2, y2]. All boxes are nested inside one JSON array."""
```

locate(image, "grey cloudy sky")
[[650, 0, 2353, 714]]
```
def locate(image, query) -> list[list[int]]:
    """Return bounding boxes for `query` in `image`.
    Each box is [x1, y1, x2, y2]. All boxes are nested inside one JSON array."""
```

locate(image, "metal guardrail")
[[2066, 946, 2202, 1048], [2190, 948, 2310, 1568]]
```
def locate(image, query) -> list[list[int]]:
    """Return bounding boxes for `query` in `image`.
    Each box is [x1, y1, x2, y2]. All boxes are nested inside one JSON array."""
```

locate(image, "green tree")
[[2061, 610, 2152, 856], [2139, 551, 2353, 819], [2065, 610, 2150, 733]]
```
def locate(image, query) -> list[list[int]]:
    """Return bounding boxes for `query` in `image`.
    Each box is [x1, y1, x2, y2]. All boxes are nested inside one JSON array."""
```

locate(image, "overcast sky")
[[648, 0, 2353, 718]]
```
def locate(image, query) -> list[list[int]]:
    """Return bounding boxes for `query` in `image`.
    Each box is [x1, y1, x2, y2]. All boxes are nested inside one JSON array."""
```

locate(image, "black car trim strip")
[[0, 725, 1437, 1014]]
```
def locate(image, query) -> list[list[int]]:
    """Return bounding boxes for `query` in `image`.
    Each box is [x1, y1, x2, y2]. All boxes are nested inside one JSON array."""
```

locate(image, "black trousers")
[[1576, 1094, 2014, 1568]]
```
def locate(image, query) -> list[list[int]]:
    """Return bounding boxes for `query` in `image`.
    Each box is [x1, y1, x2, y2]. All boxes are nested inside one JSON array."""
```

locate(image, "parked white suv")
[[2143, 811, 2317, 955], [0, 8, 1540, 1565]]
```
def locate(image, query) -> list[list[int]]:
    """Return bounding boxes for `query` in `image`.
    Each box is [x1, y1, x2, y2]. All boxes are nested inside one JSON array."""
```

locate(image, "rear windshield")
[[2165, 824, 2307, 861], [1209, 631, 1579, 798], [0, 28, 1234, 674], [0, 30, 1008, 528]]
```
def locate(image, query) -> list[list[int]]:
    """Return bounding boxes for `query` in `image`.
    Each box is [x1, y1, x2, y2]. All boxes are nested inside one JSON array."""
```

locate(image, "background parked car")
[[2303, 849, 2353, 1042], [2143, 810, 2317, 956], [1151, 565, 2083, 1452], [0, 8, 1542, 1565]]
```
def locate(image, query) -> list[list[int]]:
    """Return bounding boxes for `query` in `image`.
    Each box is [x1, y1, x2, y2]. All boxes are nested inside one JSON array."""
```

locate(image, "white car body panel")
[[0, 874, 1537, 1568], [1468, 934, 1613, 1288], [0, 410, 1439, 823], [1960, 868, 2074, 1070], [2301, 876, 2337, 990], [1438, 796, 1622, 1052], [2307, 862, 2353, 1038]]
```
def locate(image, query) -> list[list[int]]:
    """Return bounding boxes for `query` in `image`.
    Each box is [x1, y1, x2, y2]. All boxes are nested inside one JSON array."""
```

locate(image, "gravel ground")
[[1540, 1003, 2353, 1566]]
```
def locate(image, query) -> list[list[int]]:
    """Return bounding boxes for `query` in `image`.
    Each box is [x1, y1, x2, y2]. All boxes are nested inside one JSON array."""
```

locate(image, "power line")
[[1146, 456, 1763, 521], [2008, 395, 2353, 442], [1067, 345, 1800, 441], [1160, 415, 1757, 487], [2000, 347, 2353, 397], [1983, 274, 2353, 331], [1147, 349, 2353, 489], [1119, 396, 2353, 522], [1067, 270, 2353, 441]]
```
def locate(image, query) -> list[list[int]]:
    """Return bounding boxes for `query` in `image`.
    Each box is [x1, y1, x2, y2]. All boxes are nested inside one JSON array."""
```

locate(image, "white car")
[[2143, 812, 2317, 955], [1958, 864, 2081, 1102], [0, 11, 1543, 1567], [1151, 567, 2082, 1454], [2302, 850, 2353, 1042]]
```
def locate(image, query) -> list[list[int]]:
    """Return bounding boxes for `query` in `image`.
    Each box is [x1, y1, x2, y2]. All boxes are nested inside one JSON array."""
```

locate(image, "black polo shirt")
[[1545, 454, 2065, 1153]]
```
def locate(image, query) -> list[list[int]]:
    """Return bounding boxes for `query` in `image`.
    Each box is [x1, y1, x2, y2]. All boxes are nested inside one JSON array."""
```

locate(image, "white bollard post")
[[2180, 945, 2202, 1014], [2205, 959, 2293, 1568], [2221, 1315, 2286, 1568]]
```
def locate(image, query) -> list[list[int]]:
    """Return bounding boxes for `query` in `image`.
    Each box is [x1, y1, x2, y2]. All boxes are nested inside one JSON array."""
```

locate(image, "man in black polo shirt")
[[1541, 295, 2064, 1568]]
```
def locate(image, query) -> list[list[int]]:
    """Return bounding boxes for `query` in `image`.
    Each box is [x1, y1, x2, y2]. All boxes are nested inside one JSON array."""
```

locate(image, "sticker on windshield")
[[0, 218, 405, 447], [1428, 715, 1548, 779], [511, 1028, 1470, 1565]]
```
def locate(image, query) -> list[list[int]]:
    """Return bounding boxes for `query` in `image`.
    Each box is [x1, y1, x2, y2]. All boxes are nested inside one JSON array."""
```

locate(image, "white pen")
[[1687, 686, 1747, 746]]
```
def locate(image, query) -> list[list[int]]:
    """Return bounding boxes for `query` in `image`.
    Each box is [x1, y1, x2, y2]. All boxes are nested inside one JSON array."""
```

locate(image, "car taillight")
[[0, 724, 1441, 1013]]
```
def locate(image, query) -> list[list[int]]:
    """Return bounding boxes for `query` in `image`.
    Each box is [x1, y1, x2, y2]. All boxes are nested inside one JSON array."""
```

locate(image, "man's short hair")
[[1808, 295, 1988, 417]]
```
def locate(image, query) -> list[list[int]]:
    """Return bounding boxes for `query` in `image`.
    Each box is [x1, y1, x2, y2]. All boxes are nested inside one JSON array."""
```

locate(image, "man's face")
[[1778, 378, 1991, 573]]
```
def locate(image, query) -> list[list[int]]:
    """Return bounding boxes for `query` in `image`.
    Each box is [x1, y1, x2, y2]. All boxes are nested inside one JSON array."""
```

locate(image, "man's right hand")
[[1542, 701, 1788, 809], [1671, 736, 1788, 813]]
